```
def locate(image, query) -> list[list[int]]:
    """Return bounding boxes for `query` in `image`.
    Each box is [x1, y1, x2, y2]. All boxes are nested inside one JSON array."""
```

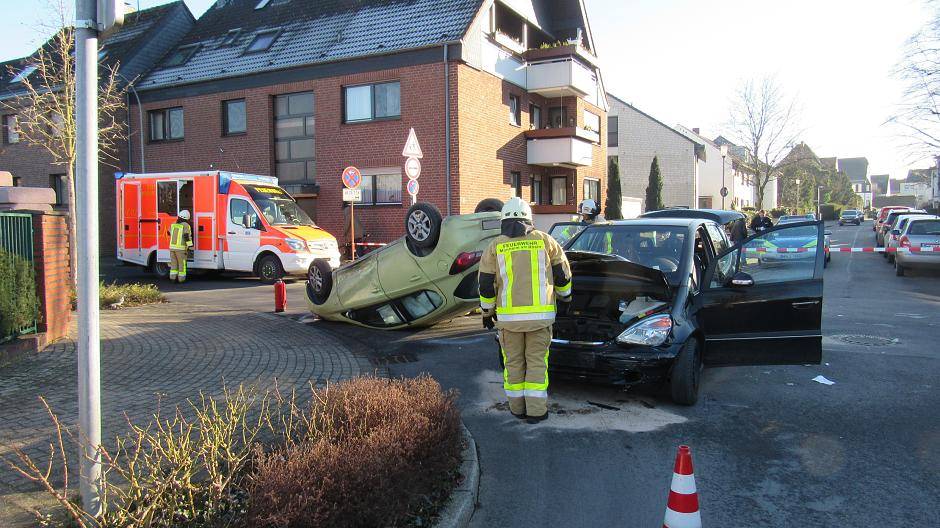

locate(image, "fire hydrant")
[[274, 279, 287, 313]]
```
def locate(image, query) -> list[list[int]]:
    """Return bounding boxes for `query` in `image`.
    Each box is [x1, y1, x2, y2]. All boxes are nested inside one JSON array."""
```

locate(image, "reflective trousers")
[[500, 326, 552, 417], [169, 250, 188, 282]]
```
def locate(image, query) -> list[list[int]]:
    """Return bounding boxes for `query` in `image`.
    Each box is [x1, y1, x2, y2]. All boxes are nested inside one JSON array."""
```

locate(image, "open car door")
[[695, 221, 824, 366]]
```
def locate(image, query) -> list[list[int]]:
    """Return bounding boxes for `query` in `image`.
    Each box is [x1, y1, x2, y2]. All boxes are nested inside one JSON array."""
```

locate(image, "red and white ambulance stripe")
[[743, 247, 940, 253], [663, 445, 702, 528]]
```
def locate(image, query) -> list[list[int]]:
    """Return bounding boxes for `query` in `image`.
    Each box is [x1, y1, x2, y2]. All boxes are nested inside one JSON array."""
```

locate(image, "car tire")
[[670, 339, 702, 406], [257, 254, 284, 284], [150, 254, 170, 279], [308, 259, 333, 305], [405, 202, 443, 251], [474, 198, 505, 213], [887, 253, 895, 264], [895, 261, 905, 277]]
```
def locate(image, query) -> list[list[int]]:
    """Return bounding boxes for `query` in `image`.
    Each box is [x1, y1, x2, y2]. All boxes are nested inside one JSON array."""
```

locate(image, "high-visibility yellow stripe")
[[530, 249, 540, 309], [556, 282, 571, 296], [523, 349, 550, 392]]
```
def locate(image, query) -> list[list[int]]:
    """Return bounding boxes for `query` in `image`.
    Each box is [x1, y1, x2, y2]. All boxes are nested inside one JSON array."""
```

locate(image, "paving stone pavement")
[[0, 301, 375, 522]]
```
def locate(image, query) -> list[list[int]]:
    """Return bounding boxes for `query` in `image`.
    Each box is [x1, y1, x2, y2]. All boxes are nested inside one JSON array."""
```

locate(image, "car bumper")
[[547, 339, 683, 386], [896, 251, 940, 267], [282, 252, 341, 274]]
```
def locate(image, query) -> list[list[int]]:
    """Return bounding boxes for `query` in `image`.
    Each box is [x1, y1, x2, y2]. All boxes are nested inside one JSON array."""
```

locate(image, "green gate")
[[0, 212, 37, 342]]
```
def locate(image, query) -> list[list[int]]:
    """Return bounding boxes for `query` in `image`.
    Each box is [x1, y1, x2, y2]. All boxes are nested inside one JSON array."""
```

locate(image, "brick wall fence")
[[31, 211, 71, 343]]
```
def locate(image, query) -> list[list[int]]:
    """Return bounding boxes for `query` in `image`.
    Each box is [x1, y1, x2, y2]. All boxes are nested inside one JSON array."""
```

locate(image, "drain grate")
[[370, 353, 419, 365], [832, 334, 896, 347]]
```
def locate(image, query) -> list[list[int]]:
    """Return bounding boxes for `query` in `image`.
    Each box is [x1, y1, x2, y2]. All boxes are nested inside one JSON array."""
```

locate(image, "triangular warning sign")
[[402, 127, 423, 158]]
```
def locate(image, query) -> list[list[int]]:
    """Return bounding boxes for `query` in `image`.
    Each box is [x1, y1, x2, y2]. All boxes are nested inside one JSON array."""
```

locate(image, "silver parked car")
[[885, 214, 932, 263], [894, 216, 940, 276]]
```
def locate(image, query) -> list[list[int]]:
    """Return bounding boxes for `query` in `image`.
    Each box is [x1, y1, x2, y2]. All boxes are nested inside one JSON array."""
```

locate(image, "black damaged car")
[[549, 216, 825, 405]]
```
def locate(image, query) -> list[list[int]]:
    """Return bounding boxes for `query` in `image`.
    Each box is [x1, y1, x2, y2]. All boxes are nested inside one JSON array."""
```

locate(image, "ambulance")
[[115, 171, 341, 283]]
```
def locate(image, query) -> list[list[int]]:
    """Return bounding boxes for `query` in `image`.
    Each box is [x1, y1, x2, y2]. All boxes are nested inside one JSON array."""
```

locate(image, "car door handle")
[[408, 274, 422, 282], [792, 301, 820, 309], [227, 231, 236, 235]]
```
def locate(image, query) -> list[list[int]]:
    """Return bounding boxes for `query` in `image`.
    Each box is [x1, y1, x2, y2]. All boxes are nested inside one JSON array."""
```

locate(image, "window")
[[245, 30, 279, 53], [229, 198, 260, 228], [583, 111, 600, 133], [509, 94, 521, 126], [163, 44, 199, 68], [705, 223, 730, 255], [220, 29, 241, 46], [359, 171, 402, 205], [511, 172, 522, 197], [12, 176, 20, 186], [275, 92, 315, 183], [698, 196, 713, 209], [157, 181, 178, 215], [583, 178, 600, 202], [11, 65, 37, 83], [529, 104, 541, 129], [149, 107, 184, 141], [608, 116, 618, 147], [740, 225, 818, 284], [531, 177, 542, 204], [51, 113, 65, 137], [3, 114, 19, 144], [49, 174, 67, 205], [568, 225, 688, 284], [222, 99, 246, 135], [551, 176, 567, 205], [343, 81, 400, 123], [549, 106, 567, 128]]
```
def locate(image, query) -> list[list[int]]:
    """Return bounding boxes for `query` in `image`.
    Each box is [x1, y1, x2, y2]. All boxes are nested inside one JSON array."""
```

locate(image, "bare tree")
[[726, 76, 802, 208], [889, 2, 940, 161], [1, 0, 127, 286]]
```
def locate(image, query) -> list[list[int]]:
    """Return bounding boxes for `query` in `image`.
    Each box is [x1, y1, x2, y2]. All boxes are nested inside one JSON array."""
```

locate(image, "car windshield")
[[245, 185, 315, 226], [842, 210, 856, 216], [908, 220, 940, 235], [764, 225, 817, 240], [549, 223, 585, 245], [567, 225, 687, 283]]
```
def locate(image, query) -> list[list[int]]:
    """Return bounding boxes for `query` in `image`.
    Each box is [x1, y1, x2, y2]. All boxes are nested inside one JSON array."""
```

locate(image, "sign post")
[[342, 166, 362, 260], [402, 128, 423, 204]]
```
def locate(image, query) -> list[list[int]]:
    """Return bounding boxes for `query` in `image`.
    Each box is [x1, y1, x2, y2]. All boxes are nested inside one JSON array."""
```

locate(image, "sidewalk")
[[0, 300, 373, 525]]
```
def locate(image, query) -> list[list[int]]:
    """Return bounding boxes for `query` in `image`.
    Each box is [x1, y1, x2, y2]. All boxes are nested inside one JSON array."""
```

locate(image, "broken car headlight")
[[616, 314, 673, 346]]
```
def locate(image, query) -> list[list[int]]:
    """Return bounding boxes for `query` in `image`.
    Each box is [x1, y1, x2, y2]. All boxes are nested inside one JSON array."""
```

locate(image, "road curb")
[[434, 422, 480, 528]]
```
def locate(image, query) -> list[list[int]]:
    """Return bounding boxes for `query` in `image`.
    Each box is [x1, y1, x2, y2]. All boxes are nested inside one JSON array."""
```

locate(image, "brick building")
[[0, 1, 195, 255], [130, 0, 608, 241]]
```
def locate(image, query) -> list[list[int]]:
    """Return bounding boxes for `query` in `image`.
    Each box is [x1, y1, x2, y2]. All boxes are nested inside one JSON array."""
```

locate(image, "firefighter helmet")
[[501, 197, 532, 222], [178, 209, 191, 220], [578, 199, 599, 217]]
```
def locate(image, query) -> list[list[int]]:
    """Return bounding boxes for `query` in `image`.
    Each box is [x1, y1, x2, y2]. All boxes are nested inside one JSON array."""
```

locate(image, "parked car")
[[884, 214, 935, 262], [839, 209, 862, 226], [777, 213, 817, 225], [875, 206, 910, 233], [544, 217, 825, 405], [878, 209, 927, 247], [305, 199, 503, 329], [754, 224, 831, 267], [894, 217, 940, 276]]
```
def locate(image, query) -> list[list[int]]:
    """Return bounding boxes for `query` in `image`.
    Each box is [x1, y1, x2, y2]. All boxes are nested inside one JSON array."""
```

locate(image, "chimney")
[[692, 128, 700, 135]]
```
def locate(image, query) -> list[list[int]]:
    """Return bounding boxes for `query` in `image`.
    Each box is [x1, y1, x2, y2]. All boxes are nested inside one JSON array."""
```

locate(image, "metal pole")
[[349, 201, 356, 260], [75, 0, 102, 516], [721, 154, 726, 209], [443, 43, 451, 216]]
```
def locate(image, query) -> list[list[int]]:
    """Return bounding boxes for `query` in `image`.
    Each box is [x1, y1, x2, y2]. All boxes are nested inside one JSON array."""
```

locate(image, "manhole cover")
[[832, 335, 896, 347]]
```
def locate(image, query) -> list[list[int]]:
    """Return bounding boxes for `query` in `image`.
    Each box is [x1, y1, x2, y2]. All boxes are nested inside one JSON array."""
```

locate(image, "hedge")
[[0, 248, 38, 340]]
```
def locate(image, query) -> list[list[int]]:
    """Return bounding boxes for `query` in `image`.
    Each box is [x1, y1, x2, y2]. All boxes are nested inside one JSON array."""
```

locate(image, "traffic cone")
[[663, 445, 701, 528]]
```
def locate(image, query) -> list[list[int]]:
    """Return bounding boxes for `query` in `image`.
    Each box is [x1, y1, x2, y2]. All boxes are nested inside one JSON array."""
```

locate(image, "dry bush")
[[247, 376, 463, 528]]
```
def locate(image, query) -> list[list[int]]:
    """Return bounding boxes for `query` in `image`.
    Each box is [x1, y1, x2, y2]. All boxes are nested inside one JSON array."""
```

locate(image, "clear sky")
[[0, 0, 930, 179]]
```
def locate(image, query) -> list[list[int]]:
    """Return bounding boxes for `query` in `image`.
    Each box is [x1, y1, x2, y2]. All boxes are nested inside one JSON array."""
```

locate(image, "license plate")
[[922, 243, 939, 248]]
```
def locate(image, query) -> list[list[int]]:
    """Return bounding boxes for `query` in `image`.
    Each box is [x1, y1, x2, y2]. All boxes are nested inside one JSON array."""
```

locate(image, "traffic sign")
[[342, 188, 362, 202], [407, 179, 419, 197], [405, 157, 421, 179], [402, 128, 423, 158], [720, 187, 729, 198], [342, 166, 362, 189]]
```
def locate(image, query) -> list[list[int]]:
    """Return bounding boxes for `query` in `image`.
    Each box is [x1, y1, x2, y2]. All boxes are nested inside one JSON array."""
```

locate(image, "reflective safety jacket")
[[169, 221, 193, 251], [479, 230, 572, 332]]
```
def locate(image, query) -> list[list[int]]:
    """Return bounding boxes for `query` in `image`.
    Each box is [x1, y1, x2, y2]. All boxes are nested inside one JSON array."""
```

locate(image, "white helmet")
[[178, 209, 191, 220], [501, 197, 532, 222], [578, 199, 599, 216]]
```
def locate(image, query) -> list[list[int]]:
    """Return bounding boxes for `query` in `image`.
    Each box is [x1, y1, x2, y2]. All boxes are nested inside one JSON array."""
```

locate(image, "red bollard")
[[274, 279, 287, 313]]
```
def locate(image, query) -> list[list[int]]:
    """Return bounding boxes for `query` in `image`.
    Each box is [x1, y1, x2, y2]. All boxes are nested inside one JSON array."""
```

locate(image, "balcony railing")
[[524, 45, 597, 98], [526, 127, 595, 168]]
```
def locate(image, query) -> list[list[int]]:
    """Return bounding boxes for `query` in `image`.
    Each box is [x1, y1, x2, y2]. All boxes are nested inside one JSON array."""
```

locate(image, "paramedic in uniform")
[[169, 210, 193, 283], [478, 197, 572, 424]]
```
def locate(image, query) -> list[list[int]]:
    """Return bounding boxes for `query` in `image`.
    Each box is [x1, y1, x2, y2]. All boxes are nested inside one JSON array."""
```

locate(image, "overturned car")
[[549, 216, 825, 405]]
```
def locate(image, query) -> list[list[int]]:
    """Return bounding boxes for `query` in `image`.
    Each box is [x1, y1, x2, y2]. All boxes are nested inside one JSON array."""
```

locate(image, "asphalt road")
[[106, 219, 940, 526]]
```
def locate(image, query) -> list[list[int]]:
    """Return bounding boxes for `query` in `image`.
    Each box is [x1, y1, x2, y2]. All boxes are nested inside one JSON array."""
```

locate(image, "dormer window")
[[11, 65, 37, 83], [220, 29, 242, 46], [244, 30, 280, 53], [163, 44, 200, 68]]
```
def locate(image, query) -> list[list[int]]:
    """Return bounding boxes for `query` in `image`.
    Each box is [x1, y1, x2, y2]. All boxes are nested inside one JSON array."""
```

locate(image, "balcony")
[[524, 45, 597, 98], [526, 127, 595, 168]]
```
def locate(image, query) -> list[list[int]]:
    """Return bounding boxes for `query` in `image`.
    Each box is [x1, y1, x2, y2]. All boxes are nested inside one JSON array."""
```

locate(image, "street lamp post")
[[794, 178, 801, 213], [817, 185, 825, 219], [720, 145, 728, 209]]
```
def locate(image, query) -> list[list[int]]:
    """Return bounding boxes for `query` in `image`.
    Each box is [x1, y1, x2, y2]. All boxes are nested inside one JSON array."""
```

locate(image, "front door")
[[695, 221, 824, 366], [224, 197, 262, 271]]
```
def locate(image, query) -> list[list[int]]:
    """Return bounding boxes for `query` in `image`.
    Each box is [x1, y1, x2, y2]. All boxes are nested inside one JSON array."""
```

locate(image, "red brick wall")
[[31, 212, 71, 342]]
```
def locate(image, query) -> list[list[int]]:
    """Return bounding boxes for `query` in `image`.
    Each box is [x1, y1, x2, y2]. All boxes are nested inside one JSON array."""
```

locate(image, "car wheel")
[[670, 339, 702, 406], [150, 255, 170, 279], [307, 259, 333, 305], [895, 261, 905, 277], [405, 202, 443, 251], [257, 255, 284, 284], [474, 198, 505, 213], [887, 253, 895, 264]]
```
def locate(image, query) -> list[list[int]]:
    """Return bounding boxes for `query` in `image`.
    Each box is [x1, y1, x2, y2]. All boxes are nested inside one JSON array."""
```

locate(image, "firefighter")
[[577, 198, 601, 224], [169, 210, 193, 283], [479, 197, 572, 424]]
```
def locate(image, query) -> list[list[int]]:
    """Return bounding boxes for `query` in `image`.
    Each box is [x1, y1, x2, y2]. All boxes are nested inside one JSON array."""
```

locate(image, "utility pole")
[[75, 0, 122, 515]]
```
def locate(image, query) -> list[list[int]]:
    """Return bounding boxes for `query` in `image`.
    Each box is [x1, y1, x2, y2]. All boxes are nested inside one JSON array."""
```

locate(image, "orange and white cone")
[[663, 445, 702, 528]]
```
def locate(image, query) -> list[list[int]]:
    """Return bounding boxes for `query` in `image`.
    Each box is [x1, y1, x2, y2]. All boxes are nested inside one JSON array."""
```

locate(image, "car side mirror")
[[730, 272, 754, 287], [891, 229, 900, 236], [241, 214, 250, 228]]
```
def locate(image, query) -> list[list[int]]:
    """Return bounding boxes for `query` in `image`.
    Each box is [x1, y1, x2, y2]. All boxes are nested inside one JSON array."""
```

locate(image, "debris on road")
[[812, 375, 836, 385], [587, 401, 620, 411]]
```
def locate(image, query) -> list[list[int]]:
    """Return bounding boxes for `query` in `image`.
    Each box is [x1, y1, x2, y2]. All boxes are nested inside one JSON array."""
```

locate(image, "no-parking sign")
[[342, 166, 362, 189]]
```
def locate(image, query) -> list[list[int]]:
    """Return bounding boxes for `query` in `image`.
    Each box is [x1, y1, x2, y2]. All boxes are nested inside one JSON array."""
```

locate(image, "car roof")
[[602, 217, 708, 228], [640, 208, 745, 224]]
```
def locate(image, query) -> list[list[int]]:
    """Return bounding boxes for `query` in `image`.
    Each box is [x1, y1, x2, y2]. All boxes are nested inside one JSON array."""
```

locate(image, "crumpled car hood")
[[565, 251, 671, 296]]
